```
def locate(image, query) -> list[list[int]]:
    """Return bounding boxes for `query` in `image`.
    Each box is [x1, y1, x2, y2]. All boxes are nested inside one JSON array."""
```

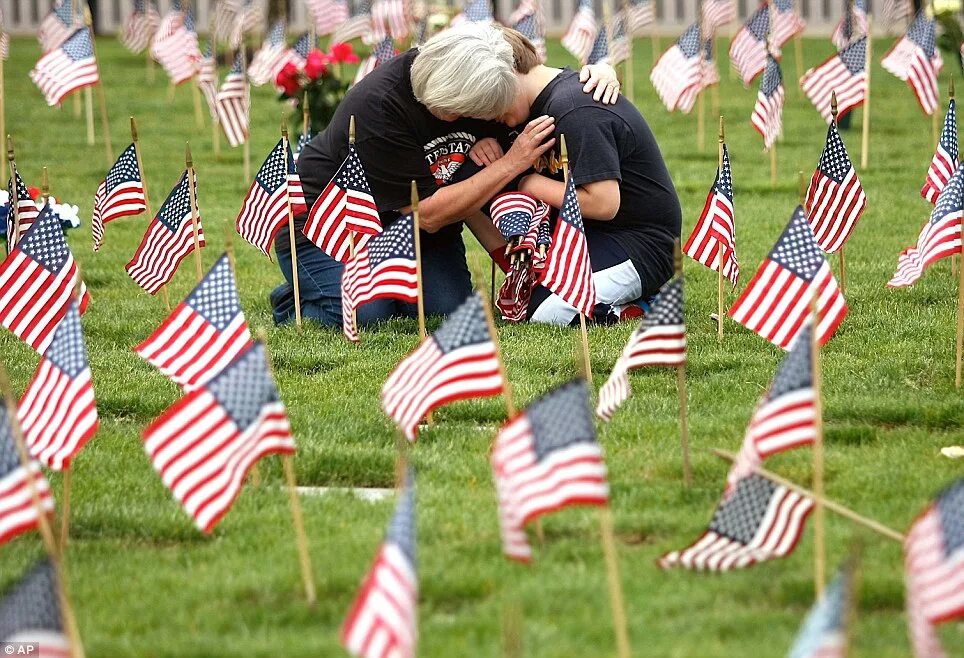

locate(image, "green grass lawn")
[[1, 33, 963, 657]]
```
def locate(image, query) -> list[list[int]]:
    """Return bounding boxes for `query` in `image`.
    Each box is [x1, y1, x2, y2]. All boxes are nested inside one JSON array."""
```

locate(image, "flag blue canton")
[[63, 28, 94, 60], [936, 479, 964, 556], [839, 37, 866, 75], [787, 568, 848, 658], [710, 474, 777, 542], [931, 165, 964, 225], [515, 13, 539, 39], [641, 277, 684, 329], [0, 404, 20, 478], [677, 22, 701, 57], [353, 0, 372, 16], [774, 0, 794, 13], [907, 12, 936, 58], [761, 56, 783, 97], [368, 214, 415, 267], [575, 0, 593, 11], [105, 145, 143, 194], [768, 207, 826, 281], [703, 37, 714, 61], [498, 211, 531, 239], [44, 301, 88, 378], [527, 380, 597, 462], [54, 0, 74, 25], [335, 146, 374, 194], [433, 292, 490, 353], [0, 560, 64, 642], [18, 206, 70, 273], [587, 26, 608, 63], [374, 37, 396, 64], [255, 140, 287, 193], [185, 255, 241, 331], [205, 342, 279, 431], [203, 39, 213, 58], [464, 0, 492, 22], [716, 146, 733, 200], [387, 468, 417, 567], [229, 51, 243, 74], [133, 0, 146, 14], [560, 175, 586, 232], [768, 324, 812, 399], [536, 219, 551, 246], [266, 20, 285, 46], [293, 33, 313, 58], [156, 172, 192, 232], [184, 7, 195, 33], [941, 99, 958, 160], [746, 5, 770, 40], [818, 123, 855, 183]]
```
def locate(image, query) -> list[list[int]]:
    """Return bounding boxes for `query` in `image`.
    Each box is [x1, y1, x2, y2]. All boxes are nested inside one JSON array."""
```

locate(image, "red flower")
[[276, 62, 301, 96], [26, 187, 40, 200], [328, 41, 360, 64], [304, 49, 330, 80]]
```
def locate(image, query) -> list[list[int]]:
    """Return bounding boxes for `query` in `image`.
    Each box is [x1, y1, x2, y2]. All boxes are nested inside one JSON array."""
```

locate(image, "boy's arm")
[[517, 175, 621, 221]]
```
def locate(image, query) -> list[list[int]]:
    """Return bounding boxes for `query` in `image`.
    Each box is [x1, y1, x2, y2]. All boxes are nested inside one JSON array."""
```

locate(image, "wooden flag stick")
[[860, 17, 873, 170], [192, 79, 205, 129], [347, 116, 359, 331], [84, 7, 113, 165], [697, 89, 705, 152], [41, 166, 50, 206], [302, 91, 310, 139], [712, 449, 905, 542], [0, 362, 86, 658], [411, 181, 427, 341], [60, 468, 72, 554], [6, 136, 19, 244], [624, 0, 634, 104], [131, 118, 171, 311], [240, 49, 251, 185], [956, 179, 964, 388], [560, 135, 593, 382], [146, 48, 154, 84], [282, 118, 304, 331], [185, 143, 204, 283], [598, 506, 632, 658], [770, 146, 777, 188], [84, 88, 95, 146], [480, 290, 515, 418], [811, 292, 826, 598], [717, 116, 725, 342], [794, 35, 804, 97], [0, 54, 5, 162], [282, 455, 317, 605], [674, 241, 692, 487]]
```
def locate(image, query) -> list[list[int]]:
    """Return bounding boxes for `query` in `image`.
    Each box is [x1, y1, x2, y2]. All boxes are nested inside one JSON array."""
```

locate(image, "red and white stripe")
[[806, 170, 866, 255], [729, 29, 768, 86], [887, 215, 962, 288], [150, 12, 200, 85], [38, 12, 74, 53], [772, 9, 805, 48], [882, 38, 939, 115], [247, 45, 299, 87], [801, 55, 867, 124], [29, 46, 99, 107], [922, 143, 957, 204], [751, 83, 784, 151], [126, 211, 206, 295], [596, 324, 685, 420], [143, 395, 294, 533], [122, 7, 160, 54], [237, 176, 306, 257], [684, 185, 738, 286], [729, 260, 847, 350], [92, 180, 146, 253], [341, 255, 418, 343], [5, 631, 71, 658], [303, 157, 382, 264], [381, 338, 502, 442], [561, 4, 597, 65], [0, 462, 54, 547], [538, 219, 596, 319], [701, 0, 736, 34], [650, 44, 703, 113], [216, 72, 249, 147], [370, 0, 409, 40]]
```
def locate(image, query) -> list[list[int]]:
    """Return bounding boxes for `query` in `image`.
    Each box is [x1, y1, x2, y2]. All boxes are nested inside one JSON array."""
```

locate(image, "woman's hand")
[[469, 137, 505, 166], [504, 115, 556, 174], [579, 63, 621, 105]]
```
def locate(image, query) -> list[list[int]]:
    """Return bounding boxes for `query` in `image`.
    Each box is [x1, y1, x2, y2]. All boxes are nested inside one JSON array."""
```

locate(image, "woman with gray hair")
[[270, 23, 621, 327]]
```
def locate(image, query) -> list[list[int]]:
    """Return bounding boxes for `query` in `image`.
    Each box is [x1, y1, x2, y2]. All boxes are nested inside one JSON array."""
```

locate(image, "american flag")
[[30, 27, 100, 107], [371, 0, 410, 40], [702, 0, 736, 35], [341, 213, 418, 342], [222, 0, 262, 49], [92, 143, 147, 252], [451, 0, 493, 25], [135, 254, 252, 392], [126, 171, 206, 295], [684, 144, 738, 286], [38, 0, 75, 53], [303, 144, 382, 263], [6, 170, 40, 250], [491, 192, 538, 244], [882, 0, 913, 30], [626, 0, 654, 34], [150, 9, 201, 85], [751, 55, 785, 151], [726, 323, 815, 492], [700, 37, 720, 90], [508, 0, 539, 26], [659, 473, 813, 571], [491, 379, 609, 562], [341, 469, 417, 658], [904, 479, 964, 658], [307, 0, 351, 36], [216, 53, 250, 148], [0, 560, 70, 657], [354, 36, 398, 84], [382, 292, 503, 441], [922, 99, 958, 204], [608, 11, 630, 66], [831, 0, 867, 50], [801, 37, 868, 124], [0, 205, 90, 354], [537, 172, 596, 317], [331, 0, 372, 45], [289, 32, 313, 67], [586, 25, 609, 65], [0, 402, 54, 548], [787, 566, 851, 658], [888, 164, 964, 288], [248, 21, 295, 86], [597, 278, 685, 421], [562, 0, 597, 65], [142, 340, 296, 533], [729, 5, 770, 86], [882, 12, 943, 116], [805, 121, 867, 254], [237, 139, 307, 257], [772, 0, 806, 48], [513, 10, 546, 62], [122, 0, 160, 54], [197, 42, 218, 119], [0, 9, 8, 61], [18, 301, 97, 472], [729, 206, 848, 349]]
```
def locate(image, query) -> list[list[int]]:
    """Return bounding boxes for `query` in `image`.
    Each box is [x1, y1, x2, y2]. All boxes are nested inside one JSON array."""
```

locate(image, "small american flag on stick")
[[626, 0, 653, 33], [150, 9, 200, 85], [135, 254, 253, 392], [382, 292, 504, 442], [514, 10, 546, 61], [216, 53, 249, 148], [92, 143, 147, 252], [236, 138, 306, 257], [247, 21, 295, 86], [650, 23, 703, 114], [882, 12, 943, 115], [904, 479, 964, 658], [126, 171, 206, 295], [729, 5, 770, 86], [801, 37, 867, 124], [805, 119, 867, 254], [341, 469, 417, 658], [0, 560, 71, 657], [303, 143, 382, 263], [729, 206, 847, 349], [307, 0, 350, 35], [18, 301, 97, 472], [889, 165, 964, 288], [198, 42, 218, 119], [353, 37, 398, 85], [771, 0, 806, 48], [597, 278, 685, 421], [751, 55, 785, 151], [0, 403, 54, 548], [831, 0, 867, 50], [492, 379, 609, 562], [684, 144, 738, 285], [6, 170, 41, 250], [659, 473, 813, 571], [38, 0, 75, 53], [702, 0, 736, 36], [562, 0, 597, 65], [371, 0, 410, 40], [331, 0, 373, 45], [0, 205, 90, 354], [787, 564, 852, 658], [122, 0, 160, 54], [30, 27, 100, 107], [341, 213, 418, 342], [922, 99, 958, 204], [142, 340, 296, 533]]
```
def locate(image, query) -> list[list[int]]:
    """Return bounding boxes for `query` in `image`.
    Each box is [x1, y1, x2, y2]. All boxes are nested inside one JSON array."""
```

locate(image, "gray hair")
[[410, 23, 518, 120]]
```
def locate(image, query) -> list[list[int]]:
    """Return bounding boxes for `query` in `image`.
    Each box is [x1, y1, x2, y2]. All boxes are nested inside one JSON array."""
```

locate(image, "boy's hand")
[[579, 64, 621, 105], [469, 138, 505, 166]]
